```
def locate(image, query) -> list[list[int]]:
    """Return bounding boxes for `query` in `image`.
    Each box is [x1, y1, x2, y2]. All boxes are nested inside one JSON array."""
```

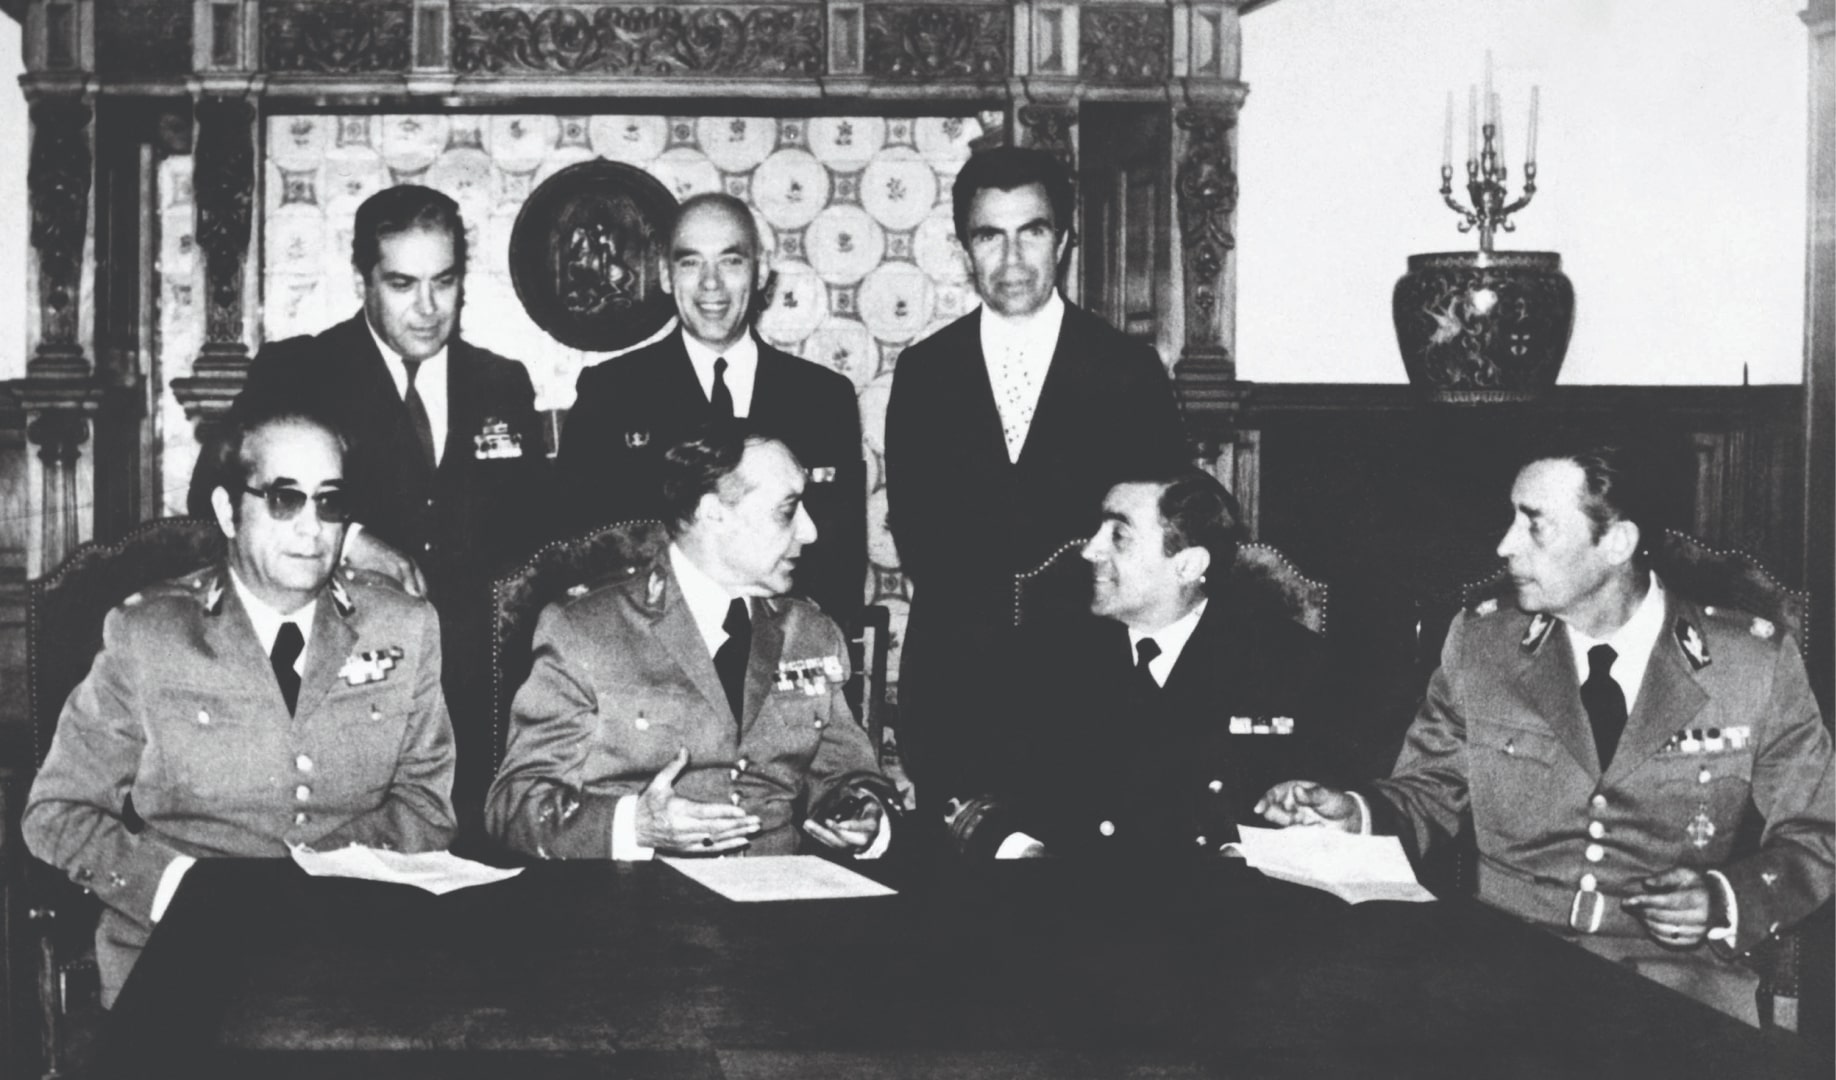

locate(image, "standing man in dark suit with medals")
[[558, 193, 866, 624], [191, 185, 553, 839], [946, 468, 1331, 860], [885, 146, 1187, 815]]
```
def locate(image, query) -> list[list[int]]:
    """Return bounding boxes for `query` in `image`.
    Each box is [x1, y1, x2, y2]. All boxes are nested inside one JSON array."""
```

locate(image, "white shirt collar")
[[668, 543, 746, 657], [980, 289, 1066, 357], [1565, 571, 1665, 715], [1126, 597, 1208, 688], [680, 328, 760, 419], [227, 568, 316, 674], [364, 317, 450, 465]]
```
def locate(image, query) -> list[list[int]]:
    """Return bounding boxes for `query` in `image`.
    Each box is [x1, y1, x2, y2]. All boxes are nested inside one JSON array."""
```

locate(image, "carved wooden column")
[[171, 89, 260, 445]]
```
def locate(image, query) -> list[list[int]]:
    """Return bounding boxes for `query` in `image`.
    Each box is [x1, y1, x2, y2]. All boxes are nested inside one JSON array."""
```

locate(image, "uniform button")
[[1207, 779, 1224, 794], [1698, 768, 1712, 784], [1585, 843, 1604, 862], [634, 717, 650, 731], [295, 812, 310, 825], [296, 754, 314, 772], [1587, 821, 1605, 839], [1591, 794, 1608, 810], [736, 758, 750, 772], [1580, 873, 1598, 891], [295, 785, 312, 801], [1098, 820, 1116, 837], [196, 709, 211, 725], [423, 542, 433, 552], [729, 792, 742, 805], [1195, 835, 1207, 846]]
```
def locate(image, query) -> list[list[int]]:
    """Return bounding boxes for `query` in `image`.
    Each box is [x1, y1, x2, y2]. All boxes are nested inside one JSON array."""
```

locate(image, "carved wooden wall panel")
[[450, 5, 823, 77], [863, 5, 1006, 81], [1079, 5, 1168, 83], [263, 0, 414, 74]]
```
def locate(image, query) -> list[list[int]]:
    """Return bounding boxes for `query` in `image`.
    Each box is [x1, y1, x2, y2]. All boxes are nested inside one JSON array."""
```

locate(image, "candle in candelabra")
[[1527, 86, 1540, 166], [1443, 91, 1453, 169], [1493, 92, 1506, 169], [1468, 85, 1478, 164], [1485, 49, 1494, 119]]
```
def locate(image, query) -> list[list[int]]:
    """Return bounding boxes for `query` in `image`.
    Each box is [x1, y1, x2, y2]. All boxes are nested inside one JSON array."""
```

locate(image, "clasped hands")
[[635, 748, 883, 855], [1254, 781, 1717, 948]]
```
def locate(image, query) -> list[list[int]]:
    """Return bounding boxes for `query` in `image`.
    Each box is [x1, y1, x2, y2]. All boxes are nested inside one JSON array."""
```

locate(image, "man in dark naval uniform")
[[946, 467, 1332, 860], [191, 184, 552, 840], [557, 192, 865, 623], [1259, 446, 1834, 1024], [886, 146, 1187, 814]]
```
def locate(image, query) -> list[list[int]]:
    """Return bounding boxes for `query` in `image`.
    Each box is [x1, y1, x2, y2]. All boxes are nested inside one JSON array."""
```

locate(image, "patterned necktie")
[[994, 340, 1039, 463], [713, 597, 751, 721], [271, 621, 304, 716], [1581, 644, 1628, 770], [710, 357, 735, 420], [1135, 637, 1162, 692], [401, 358, 436, 471]]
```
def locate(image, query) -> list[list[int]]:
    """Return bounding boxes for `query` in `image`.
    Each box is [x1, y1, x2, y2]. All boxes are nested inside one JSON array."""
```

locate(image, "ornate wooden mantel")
[[1, 0, 1249, 575]]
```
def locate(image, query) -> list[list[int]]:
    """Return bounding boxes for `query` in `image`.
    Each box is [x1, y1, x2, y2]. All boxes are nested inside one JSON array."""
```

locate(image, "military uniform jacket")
[[487, 554, 884, 859], [190, 313, 555, 594], [960, 600, 1333, 860], [1372, 585, 1834, 960], [557, 330, 866, 622], [23, 565, 458, 1004]]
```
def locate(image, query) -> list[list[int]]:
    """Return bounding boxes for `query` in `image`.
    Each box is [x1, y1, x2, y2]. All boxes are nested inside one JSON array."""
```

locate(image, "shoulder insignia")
[[1473, 598, 1499, 617], [646, 569, 665, 605], [566, 583, 590, 599], [122, 591, 145, 607], [1521, 613, 1554, 650], [203, 576, 226, 616], [329, 575, 356, 617], [1676, 617, 1711, 670], [1749, 616, 1775, 641]]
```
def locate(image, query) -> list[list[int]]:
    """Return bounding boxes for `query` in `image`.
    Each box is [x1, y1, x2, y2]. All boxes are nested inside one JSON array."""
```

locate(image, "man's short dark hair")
[[951, 146, 1075, 247], [658, 424, 778, 536], [215, 401, 347, 522], [1528, 443, 1671, 564], [1116, 466, 1245, 598], [351, 185, 467, 279]]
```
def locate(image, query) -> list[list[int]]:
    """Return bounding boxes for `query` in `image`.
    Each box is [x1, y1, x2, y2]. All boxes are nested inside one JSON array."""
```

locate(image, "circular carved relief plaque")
[[510, 160, 679, 352]]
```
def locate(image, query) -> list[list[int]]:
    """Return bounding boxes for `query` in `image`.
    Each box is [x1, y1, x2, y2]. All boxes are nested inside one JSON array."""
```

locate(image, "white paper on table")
[[1224, 825, 1436, 904], [661, 854, 896, 902], [289, 844, 524, 895]]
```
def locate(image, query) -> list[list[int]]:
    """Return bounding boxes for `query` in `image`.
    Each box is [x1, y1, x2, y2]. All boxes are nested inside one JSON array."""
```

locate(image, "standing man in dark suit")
[[946, 468, 1331, 860], [191, 185, 552, 839], [558, 193, 865, 623], [1258, 446, 1834, 1023], [886, 146, 1187, 814]]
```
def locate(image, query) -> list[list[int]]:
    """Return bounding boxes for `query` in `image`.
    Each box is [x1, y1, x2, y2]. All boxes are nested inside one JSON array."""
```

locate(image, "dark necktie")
[[402, 358, 436, 471], [709, 357, 735, 420], [1581, 644, 1628, 771], [271, 621, 304, 716], [1135, 637, 1162, 692], [713, 598, 751, 721]]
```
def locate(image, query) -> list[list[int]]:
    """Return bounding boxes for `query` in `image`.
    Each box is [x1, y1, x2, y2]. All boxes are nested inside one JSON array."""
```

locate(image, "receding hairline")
[[670, 196, 760, 257]]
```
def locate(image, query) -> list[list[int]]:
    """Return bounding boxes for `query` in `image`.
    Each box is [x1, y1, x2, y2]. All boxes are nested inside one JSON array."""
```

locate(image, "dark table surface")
[[100, 855, 1825, 1079]]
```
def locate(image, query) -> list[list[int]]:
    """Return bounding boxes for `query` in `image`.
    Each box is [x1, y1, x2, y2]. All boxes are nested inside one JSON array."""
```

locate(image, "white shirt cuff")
[[1347, 791, 1373, 835], [150, 854, 197, 923], [995, 832, 1047, 859], [1705, 869, 1739, 942], [853, 813, 892, 860], [611, 795, 656, 861]]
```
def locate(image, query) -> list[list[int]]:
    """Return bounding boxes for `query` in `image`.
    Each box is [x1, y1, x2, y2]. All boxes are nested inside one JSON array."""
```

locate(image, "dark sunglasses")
[[236, 482, 352, 524]]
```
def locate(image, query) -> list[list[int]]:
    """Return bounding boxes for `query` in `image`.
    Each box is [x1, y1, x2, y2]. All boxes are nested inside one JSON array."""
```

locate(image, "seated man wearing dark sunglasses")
[[24, 405, 457, 1008]]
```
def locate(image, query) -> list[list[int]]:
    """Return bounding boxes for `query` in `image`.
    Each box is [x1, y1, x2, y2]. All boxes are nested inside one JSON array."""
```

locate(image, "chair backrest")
[[1014, 537, 1329, 635], [1459, 529, 1809, 662], [489, 521, 669, 776], [28, 518, 226, 767]]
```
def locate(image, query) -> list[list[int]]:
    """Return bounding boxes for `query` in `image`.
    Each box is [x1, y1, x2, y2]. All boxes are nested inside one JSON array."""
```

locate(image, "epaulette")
[[1699, 604, 1779, 644], [1470, 596, 1499, 617]]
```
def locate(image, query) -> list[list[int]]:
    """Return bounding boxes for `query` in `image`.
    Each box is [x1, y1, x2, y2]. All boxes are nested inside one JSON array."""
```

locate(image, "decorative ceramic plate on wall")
[[509, 159, 679, 352]]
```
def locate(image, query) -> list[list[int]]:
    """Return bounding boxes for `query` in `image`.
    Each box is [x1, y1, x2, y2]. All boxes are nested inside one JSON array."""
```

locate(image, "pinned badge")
[[1676, 618, 1710, 670], [1522, 613, 1554, 649], [339, 646, 405, 686], [1228, 717, 1253, 735], [624, 429, 650, 449], [1749, 616, 1775, 641], [775, 657, 838, 696], [1686, 805, 1717, 849], [809, 466, 837, 484], [474, 417, 524, 460]]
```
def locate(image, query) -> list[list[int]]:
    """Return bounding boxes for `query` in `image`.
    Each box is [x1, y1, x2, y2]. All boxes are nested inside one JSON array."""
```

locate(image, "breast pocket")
[[1469, 721, 1566, 842], [593, 686, 704, 776], [1652, 748, 1754, 851], [147, 687, 279, 805], [314, 682, 414, 797]]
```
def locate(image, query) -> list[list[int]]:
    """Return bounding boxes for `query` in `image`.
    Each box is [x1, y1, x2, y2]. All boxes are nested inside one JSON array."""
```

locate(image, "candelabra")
[[1442, 123, 1536, 254]]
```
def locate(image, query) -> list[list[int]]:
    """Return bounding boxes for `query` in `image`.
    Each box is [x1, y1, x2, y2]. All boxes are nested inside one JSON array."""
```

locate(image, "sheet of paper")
[[1226, 825, 1435, 903], [662, 854, 896, 902], [290, 845, 524, 895]]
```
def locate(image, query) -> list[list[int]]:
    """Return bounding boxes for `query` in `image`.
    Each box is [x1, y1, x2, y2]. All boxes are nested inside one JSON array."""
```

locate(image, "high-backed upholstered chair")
[[20, 518, 226, 1079], [1014, 537, 1329, 635], [1452, 529, 1818, 1031]]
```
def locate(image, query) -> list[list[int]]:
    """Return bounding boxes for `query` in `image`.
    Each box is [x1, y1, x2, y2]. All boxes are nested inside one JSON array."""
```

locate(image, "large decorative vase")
[[1392, 250, 1574, 403]]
